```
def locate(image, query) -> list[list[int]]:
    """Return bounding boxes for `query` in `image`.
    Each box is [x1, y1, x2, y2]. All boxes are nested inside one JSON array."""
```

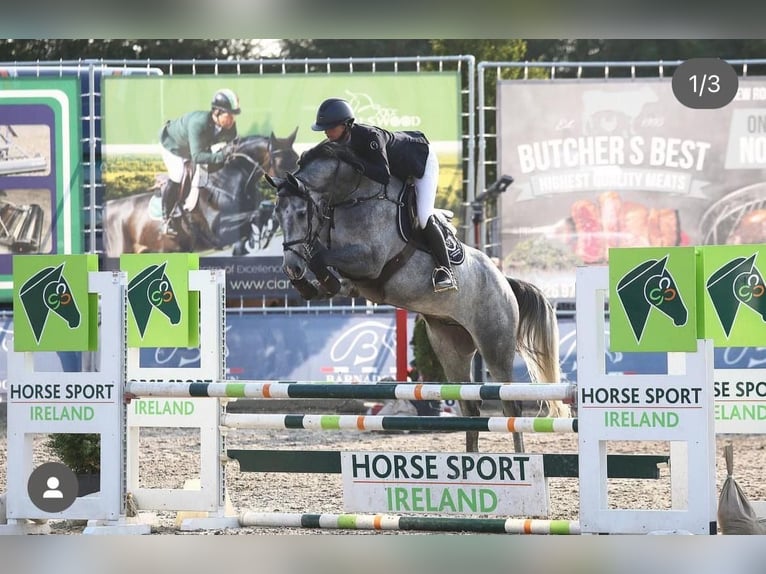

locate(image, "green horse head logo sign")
[[19, 263, 81, 343], [609, 247, 697, 352], [701, 247, 766, 346], [127, 262, 181, 338], [610, 246, 766, 350], [121, 253, 199, 348], [13, 255, 98, 351]]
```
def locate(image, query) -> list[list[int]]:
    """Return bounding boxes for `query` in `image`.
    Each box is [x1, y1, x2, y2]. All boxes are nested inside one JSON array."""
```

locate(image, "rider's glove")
[[222, 142, 238, 160]]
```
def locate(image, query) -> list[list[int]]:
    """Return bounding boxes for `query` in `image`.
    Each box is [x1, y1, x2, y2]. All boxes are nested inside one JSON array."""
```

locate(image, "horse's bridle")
[[278, 176, 331, 264]]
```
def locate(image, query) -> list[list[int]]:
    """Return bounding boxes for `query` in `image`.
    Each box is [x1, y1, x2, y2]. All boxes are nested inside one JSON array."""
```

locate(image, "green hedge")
[[103, 156, 165, 200]]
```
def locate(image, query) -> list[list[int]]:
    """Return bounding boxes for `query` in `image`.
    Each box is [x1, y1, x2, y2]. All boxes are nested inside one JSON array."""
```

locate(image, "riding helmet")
[[211, 88, 241, 115], [311, 98, 354, 131]]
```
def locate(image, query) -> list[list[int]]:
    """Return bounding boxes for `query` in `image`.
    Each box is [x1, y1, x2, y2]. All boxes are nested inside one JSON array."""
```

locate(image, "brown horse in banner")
[[104, 130, 299, 256]]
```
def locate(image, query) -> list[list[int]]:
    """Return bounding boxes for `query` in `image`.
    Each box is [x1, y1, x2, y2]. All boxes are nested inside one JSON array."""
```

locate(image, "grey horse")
[[268, 141, 568, 453]]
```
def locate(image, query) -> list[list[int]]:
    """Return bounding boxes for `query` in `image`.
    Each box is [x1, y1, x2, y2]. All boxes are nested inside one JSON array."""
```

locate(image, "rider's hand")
[[223, 142, 237, 160]]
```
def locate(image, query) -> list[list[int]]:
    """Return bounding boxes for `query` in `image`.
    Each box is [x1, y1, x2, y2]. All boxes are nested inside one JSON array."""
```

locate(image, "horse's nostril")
[[283, 264, 303, 280]]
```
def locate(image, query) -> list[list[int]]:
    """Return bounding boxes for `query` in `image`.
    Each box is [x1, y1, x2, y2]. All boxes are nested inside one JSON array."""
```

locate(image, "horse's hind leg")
[[421, 318, 480, 452], [473, 322, 525, 453]]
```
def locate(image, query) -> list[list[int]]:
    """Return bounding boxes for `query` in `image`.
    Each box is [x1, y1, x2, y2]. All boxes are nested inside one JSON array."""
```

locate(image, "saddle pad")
[[396, 183, 465, 266], [441, 220, 465, 265], [148, 195, 164, 221], [183, 186, 200, 212]]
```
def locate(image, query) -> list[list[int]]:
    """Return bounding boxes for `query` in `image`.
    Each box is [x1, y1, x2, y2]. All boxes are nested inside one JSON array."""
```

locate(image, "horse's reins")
[[228, 150, 265, 194]]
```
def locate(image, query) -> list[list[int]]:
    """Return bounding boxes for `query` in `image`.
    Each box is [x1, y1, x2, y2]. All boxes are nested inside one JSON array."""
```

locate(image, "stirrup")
[[432, 266, 457, 293], [161, 218, 178, 237]]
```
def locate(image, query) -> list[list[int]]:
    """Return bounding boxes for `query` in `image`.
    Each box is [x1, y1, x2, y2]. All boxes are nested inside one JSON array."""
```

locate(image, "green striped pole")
[[236, 511, 580, 534], [125, 381, 576, 402], [220, 413, 578, 433]]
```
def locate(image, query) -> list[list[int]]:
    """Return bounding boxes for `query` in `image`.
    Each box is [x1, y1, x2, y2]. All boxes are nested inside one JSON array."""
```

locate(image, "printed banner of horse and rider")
[[0, 78, 82, 302], [101, 73, 462, 297], [497, 77, 766, 301]]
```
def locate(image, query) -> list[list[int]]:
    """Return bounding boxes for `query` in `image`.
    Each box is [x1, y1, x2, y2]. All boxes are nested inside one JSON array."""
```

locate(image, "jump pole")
[[238, 512, 581, 534], [124, 381, 577, 402]]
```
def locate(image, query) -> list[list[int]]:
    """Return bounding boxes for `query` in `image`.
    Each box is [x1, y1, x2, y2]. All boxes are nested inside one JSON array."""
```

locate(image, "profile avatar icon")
[[27, 462, 78, 513], [42, 476, 64, 499]]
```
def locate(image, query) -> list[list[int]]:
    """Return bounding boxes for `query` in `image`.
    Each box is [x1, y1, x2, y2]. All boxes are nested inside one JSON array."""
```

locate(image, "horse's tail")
[[506, 276, 569, 418]]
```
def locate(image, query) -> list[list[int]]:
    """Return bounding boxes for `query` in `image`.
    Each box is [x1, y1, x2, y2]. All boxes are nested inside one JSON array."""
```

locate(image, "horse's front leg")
[[310, 244, 377, 291]]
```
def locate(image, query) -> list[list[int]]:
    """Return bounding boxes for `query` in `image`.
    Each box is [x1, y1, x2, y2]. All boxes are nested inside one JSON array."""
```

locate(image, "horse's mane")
[[298, 140, 365, 174]]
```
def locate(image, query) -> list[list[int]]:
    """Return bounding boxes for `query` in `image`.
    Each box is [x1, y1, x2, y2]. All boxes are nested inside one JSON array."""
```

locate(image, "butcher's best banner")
[[498, 78, 766, 300]]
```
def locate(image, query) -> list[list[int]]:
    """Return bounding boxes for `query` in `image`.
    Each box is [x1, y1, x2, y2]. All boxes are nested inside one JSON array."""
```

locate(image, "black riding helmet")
[[211, 88, 241, 115], [312, 98, 354, 131]]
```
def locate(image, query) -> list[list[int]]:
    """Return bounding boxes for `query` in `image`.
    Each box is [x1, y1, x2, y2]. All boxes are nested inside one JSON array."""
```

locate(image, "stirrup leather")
[[432, 266, 457, 293]]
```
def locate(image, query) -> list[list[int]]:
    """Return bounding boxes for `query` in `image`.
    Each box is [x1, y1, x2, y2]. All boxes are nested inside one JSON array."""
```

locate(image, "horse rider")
[[311, 97, 457, 292], [156, 88, 241, 235]]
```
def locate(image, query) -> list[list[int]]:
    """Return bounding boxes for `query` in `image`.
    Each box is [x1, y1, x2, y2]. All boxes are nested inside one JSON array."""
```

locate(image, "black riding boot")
[[161, 180, 181, 235], [424, 215, 457, 292]]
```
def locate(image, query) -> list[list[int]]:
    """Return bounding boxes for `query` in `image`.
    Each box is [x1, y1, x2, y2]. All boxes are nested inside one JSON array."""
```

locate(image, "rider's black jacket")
[[343, 123, 430, 185]]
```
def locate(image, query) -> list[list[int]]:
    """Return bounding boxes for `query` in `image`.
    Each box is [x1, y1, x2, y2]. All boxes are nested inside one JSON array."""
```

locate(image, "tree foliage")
[[281, 39, 431, 60], [0, 39, 278, 62], [410, 316, 445, 382]]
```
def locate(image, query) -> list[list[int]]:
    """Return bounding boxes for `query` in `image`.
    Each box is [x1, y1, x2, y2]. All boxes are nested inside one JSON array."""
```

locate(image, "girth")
[[345, 242, 417, 292]]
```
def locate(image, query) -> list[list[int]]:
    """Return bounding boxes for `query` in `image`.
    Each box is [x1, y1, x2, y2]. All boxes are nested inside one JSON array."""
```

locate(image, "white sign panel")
[[341, 451, 548, 516], [715, 368, 766, 433]]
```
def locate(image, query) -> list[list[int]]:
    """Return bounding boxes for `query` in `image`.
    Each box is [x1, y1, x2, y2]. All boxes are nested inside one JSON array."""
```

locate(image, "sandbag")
[[717, 443, 766, 534]]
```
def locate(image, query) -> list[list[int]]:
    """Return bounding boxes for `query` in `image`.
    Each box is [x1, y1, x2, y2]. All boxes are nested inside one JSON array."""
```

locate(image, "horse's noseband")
[[278, 177, 327, 263]]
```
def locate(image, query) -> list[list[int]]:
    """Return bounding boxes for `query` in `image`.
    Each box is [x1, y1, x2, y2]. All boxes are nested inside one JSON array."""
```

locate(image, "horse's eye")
[[296, 209, 307, 220]]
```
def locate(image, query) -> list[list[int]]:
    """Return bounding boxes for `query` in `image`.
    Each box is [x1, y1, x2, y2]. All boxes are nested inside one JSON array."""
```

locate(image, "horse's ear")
[[288, 126, 298, 143], [286, 173, 300, 188], [265, 174, 281, 189]]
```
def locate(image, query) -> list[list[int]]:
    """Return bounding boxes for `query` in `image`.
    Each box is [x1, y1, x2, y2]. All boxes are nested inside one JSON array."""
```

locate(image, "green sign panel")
[[0, 78, 83, 302], [12, 254, 98, 351], [698, 244, 766, 347], [120, 253, 200, 348], [103, 73, 461, 145], [608, 247, 698, 352]]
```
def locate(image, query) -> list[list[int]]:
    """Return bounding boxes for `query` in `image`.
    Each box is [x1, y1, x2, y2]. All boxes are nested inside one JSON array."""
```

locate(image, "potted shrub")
[[46, 433, 101, 496]]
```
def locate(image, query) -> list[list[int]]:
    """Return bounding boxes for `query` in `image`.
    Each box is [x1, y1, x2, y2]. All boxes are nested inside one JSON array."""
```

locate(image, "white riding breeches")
[[160, 145, 204, 187], [415, 144, 439, 228]]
